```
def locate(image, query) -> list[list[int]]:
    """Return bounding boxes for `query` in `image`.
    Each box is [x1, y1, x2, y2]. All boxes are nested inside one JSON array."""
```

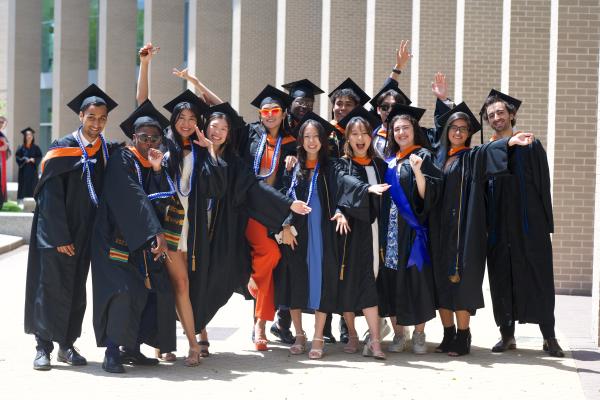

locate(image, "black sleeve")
[[15, 146, 26, 167], [196, 147, 228, 199], [36, 175, 72, 248], [531, 140, 554, 233]]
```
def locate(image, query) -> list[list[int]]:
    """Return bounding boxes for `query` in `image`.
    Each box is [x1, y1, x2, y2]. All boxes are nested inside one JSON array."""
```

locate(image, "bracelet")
[[392, 67, 402, 74]]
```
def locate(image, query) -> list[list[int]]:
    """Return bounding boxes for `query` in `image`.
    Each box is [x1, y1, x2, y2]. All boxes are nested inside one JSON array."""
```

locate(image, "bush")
[[1, 201, 22, 212]]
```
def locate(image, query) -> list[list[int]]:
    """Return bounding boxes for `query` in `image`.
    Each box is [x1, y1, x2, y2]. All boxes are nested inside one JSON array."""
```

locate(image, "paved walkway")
[[1, 246, 598, 400]]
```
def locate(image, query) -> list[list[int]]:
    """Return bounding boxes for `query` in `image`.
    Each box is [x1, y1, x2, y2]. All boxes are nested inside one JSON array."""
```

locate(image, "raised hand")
[[331, 212, 351, 235], [172, 67, 191, 81], [395, 39, 412, 71], [285, 155, 298, 171], [290, 200, 311, 215], [193, 126, 216, 159], [431, 72, 448, 100], [147, 148, 164, 171], [409, 154, 423, 172], [139, 42, 159, 64], [367, 183, 391, 196], [509, 131, 535, 147]]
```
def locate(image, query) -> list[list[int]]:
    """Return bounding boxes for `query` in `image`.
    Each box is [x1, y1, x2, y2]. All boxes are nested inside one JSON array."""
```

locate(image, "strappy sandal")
[[184, 348, 202, 367], [289, 332, 307, 355], [343, 335, 359, 354], [363, 338, 386, 360], [155, 349, 176, 362], [308, 337, 325, 360], [254, 326, 268, 351], [198, 341, 210, 357]]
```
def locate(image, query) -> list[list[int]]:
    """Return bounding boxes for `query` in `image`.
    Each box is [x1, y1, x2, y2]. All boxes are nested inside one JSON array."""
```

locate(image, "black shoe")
[[33, 349, 51, 371], [119, 349, 159, 366], [339, 318, 349, 344], [102, 354, 125, 373], [448, 328, 471, 357], [270, 323, 295, 345], [543, 338, 565, 357], [435, 325, 456, 353], [492, 336, 517, 352], [57, 347, 87, 366], [322, 329, 337, 344]]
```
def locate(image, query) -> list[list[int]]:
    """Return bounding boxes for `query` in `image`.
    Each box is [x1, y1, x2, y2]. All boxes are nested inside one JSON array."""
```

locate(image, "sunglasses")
[[136, 133, 163, 144], [260, 107, 283, 118], [378, 103, 394, 112]]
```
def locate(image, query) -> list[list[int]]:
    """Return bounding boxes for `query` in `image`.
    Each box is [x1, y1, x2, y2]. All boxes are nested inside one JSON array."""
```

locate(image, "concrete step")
[[0, 234, 24, 255]]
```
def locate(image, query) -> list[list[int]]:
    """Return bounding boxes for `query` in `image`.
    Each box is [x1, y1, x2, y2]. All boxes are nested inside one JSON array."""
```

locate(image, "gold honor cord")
[[449, 156, 465, 284]]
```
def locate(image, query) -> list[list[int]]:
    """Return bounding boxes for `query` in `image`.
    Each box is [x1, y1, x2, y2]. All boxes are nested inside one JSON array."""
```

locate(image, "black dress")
[[377, 148, 442, 326], [91, 147, 177, 352], [335, 157, 387, 313], [15, 144, 42, 199], [464, 139, 556, 327]]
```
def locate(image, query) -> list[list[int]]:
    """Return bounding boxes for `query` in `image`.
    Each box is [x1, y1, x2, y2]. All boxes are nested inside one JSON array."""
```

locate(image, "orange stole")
[[352, 156, 372, 166], [396, 145, 422, 160], [127, 146, 152, 168], [40, 137, 103, 173], [448, 146, 469, 157], [259, 135, 295, 175]]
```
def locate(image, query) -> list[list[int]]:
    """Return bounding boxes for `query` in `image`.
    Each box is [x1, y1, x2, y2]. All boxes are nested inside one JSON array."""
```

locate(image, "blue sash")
[[385, 157, 431, 271]]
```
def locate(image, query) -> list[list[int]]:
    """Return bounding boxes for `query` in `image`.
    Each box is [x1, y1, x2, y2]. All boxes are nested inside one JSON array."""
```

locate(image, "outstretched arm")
[[389, 39, 412, 81], [172, 67, 223, 106], [136, 42, 159, 104]]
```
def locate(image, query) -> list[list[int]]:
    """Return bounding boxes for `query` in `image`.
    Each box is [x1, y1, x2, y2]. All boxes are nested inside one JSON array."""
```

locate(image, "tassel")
[[339, 264, 345, 281], [192, 254, 196, 272], [145, 274, 152, 289]]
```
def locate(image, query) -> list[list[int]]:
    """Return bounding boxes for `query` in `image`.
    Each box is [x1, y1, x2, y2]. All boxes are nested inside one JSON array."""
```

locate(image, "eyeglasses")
[[378, 103, 394, 112], [448, 125, 469, 134], [293, 99, 314, 108], [135, 133, 162, 144], [260, 107, 282, 118]]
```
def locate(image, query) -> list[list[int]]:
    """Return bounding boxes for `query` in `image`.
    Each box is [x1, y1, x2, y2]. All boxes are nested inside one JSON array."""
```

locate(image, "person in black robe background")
[[464, 90, 564, 357], [91, 100, 177, 373], [15, 127, 43, 201], [378, 104, 442, 355], [24, 84, 118, 371]]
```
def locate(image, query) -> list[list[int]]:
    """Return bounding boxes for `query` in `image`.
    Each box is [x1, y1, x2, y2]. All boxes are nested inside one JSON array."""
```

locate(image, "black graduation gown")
[[335, 157, 387, 313], [16, 144, 42, 199], [194, 152, 293, 329], [378, 148, 442, 326], [24, 134, 113, 345], [91, 147, 176, 352], [464, 138, 555, 327]]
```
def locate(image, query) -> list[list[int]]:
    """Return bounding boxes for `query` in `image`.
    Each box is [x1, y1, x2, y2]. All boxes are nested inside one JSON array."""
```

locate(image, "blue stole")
[[306, 183, 323, 310], [385, 157, 431, 271]]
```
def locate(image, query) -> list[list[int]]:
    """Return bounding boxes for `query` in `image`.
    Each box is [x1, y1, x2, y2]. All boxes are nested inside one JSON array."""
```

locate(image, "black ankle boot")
[[435, 325, 456, 353], [448, 328, 471, 356], [543, 338, 564, 357]]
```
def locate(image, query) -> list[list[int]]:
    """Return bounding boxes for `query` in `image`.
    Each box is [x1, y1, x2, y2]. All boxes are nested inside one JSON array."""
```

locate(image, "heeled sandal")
[[343, 335, 360, 354], [155, 349, 177, 362], [184, 348, 202, 367], [198, 340, 210, 358], [363, 338, 386, 360], [308, 337, 325, 359], [254, 326, 268, 351], [289, 332, 307, 355]]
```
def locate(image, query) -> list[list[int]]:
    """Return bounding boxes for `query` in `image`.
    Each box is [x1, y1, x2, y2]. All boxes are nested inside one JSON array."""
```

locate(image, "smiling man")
[[24, 84, 119, 371]]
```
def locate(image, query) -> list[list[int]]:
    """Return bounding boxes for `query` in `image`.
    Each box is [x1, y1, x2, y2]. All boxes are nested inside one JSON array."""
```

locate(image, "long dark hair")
[[435, 112, 472, 168], [385, 114, 431, 158], [22, 129, 35, 146], [166, 102, 202, 177], [296, 120, 329, 180], [204, 112, 233, 158], [342, 116, 375, 159]]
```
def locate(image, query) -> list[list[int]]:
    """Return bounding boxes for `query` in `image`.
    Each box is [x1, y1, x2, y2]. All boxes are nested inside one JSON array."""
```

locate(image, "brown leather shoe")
[[491, 336, 516, 352]]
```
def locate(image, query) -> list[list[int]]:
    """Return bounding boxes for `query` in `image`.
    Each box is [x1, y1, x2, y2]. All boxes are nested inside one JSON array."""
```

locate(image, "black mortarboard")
[[250, 85, 294, 109], [385, 104, 427, 124], [438, 102, 481, 135], [205, 102, 244, 130], [281, 79, 324, 100], [369, 81, 412, 109], [66, 83, 118, 114], [337, 106, 381, 131], [20, 127, 35, 135], [328, 78, 371, 106], [479, 89, 522, 116], [163, 89, 209, 115], [293, 111, 338, 137], [119, 100, 170, 139]]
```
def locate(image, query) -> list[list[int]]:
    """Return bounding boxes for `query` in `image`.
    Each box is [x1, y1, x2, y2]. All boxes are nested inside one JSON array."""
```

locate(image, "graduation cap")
[[328, 78, 371, 106], [250, 85, 294, 109], [479, 89, 522, 116], [385, 104, 427, 124], [205, 102, 244, 130], [369, 81, 411, 109], [163, 89, 209, 115], [66, 83, 118, 114], [281, 79, 324, 100], [438, 102, 481, 135], [119, 100, 170, 139], [293, 111, 338, 137], [20, 127, 35, 135], [337, 106, 381, 132]]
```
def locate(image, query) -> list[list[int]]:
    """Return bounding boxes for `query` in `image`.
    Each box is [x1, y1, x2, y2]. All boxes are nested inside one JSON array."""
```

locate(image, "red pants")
[[245, 218, 280, 321]]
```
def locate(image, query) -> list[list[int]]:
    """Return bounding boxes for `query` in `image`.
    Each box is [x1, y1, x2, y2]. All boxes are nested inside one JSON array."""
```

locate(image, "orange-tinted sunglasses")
[[259, 107, 282, 118]]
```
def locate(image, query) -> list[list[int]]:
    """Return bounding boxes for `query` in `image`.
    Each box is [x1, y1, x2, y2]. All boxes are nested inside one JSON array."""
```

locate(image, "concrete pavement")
[[1, 245, 597, 400]]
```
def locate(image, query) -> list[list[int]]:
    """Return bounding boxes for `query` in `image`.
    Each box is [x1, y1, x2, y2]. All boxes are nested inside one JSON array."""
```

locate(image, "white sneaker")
[[412, 331, 427, 354], [387, 333, 406, 353]]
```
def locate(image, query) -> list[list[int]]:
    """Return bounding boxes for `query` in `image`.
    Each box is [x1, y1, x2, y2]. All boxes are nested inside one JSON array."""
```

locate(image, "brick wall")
[[553, 0, 599, 295]]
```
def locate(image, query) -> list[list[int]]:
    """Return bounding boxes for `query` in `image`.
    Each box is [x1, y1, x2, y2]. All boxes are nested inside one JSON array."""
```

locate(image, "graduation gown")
[[378, 148, 442, 326], [0, 131, 9, 203], [16, 144, 42, 199], [194, 152, 293, 329], [335, 157, 387, 313], [464, 138, 555, 327], [91, 147, 176, 351], [24, 133, 113, 345]]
